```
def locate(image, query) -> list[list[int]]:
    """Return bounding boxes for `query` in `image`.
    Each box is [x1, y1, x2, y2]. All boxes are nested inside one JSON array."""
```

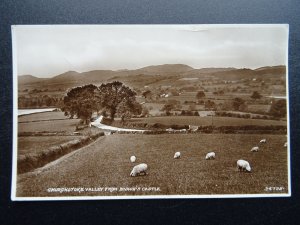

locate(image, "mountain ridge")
[[18, 64, 286, 89]]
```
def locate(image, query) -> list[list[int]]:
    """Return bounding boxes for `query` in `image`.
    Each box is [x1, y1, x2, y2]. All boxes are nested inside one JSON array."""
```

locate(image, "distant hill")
[[18, 64, 286, 90], [254, 65, 286, 76], [18, 75, 49, 84], [137, 64, 194, 75], [182, 68, 237, 77]]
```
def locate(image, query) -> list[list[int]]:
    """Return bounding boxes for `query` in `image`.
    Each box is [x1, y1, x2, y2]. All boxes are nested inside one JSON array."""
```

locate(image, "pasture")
[[128, 116, 287, 127], [18, 136, 80, 155], [18, 111, 68, 122], [17, 133, 288, 197], [18, 111, 81, 133], [18, 119, 81, 133], [17, 111, 99, 157]]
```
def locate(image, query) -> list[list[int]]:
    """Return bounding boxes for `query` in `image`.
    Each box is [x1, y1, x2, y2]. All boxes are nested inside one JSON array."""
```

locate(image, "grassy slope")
[[17, 133, 288, 197]]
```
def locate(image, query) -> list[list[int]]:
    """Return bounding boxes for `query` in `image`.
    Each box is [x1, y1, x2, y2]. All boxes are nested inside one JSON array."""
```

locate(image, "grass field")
[[17, 133, 288, 197], [18, 136, 82, 155], [128, 116, 287, 127], [18, 119, 81, 133], [18, 111, 68, 122]]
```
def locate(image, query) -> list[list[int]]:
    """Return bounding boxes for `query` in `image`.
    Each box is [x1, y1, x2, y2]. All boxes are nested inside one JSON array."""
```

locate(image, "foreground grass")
[[17, 133, 288, 197]]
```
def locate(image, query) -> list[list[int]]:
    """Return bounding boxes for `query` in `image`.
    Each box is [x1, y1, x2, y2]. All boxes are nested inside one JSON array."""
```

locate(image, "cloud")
[[13, 25, 288, 78]]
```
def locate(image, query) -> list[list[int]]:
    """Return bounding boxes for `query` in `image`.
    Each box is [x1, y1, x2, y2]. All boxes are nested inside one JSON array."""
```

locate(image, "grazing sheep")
[[237, 159, 251, 172], [284, 142, 288, 147], [130, 156, 136, 163], [251, 146, 259, 152], [130, 163, 148, 177], [174, 152, 181, 159], [259, 139, 267, 144], [205, 152, 216, 160]]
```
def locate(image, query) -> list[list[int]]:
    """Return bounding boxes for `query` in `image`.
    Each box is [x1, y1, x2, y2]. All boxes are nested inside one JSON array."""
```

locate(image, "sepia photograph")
[[11, 24, 290, 200]]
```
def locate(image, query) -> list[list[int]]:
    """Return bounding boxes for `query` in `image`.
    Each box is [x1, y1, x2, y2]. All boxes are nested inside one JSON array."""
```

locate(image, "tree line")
[[18, 95, 63, 108]]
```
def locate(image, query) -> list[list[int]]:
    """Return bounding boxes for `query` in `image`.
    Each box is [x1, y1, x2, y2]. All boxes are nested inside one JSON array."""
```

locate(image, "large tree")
[[96, 81, 140, 120], [61, 84, 98, 124]]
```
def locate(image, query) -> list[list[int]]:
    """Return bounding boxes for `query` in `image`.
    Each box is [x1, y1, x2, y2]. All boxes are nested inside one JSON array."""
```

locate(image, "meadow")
[[17, 133, 288, 197], [17, 111, 98, 157], [18, 111, 68, 122], [18, 136, 80, 155], [18, 119, 82, 133], [128, 116, 287, 127]]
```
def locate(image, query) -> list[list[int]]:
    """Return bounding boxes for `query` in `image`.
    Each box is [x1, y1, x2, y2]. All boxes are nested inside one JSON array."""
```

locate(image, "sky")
[[13, 24, 288, 78]]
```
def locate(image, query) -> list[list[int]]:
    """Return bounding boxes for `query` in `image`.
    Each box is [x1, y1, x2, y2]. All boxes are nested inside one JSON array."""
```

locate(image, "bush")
[[151, 123, 168, 129], [170, 124, 189, 130], [101, 117, 113, 125]]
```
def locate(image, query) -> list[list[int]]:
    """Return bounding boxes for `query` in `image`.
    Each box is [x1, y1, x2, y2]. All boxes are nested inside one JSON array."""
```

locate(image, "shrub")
[[170, 124, 189, 130]]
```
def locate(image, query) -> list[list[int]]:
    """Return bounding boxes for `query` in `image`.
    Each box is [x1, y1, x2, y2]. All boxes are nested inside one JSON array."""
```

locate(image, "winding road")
[[90, 116, 147, 132]]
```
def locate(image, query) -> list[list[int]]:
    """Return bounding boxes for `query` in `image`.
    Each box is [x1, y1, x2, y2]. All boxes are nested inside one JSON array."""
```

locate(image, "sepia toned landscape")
[[13, 25, 289, 199]]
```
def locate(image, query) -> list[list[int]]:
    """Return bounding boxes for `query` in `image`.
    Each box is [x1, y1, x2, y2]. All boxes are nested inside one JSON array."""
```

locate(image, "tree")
[[142, 90, 152, 101], [196, 91, 205, 99], [162, 104, 174, 116], [97, 81, 139, 120], [251, 91, 262, 101], [232, 97, 245, 111], [205, 100, 216, 110], [62, 84, 98, 124], [269, 99, 286, 118]]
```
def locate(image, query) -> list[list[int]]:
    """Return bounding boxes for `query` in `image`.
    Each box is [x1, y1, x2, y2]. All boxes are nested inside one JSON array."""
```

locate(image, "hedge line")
[[18, 132, 104, 174], [113, 125, 286, 135], [19, 131, 67, 136]]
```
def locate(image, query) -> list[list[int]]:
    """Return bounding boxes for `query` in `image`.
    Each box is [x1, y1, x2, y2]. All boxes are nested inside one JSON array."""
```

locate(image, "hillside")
[[18, 75, 49, 84], [18, 64, 286, 90], [137, 64, 194, 75]]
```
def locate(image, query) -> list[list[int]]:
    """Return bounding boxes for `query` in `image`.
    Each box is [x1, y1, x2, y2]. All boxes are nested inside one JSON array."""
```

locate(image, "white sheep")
[[237, 159, 251, 172], [205, 152, 216, 160], [251, 146, 259, 152], [130, 163, 148, 177], [174, 152, 181, 159], [284, 142, 288, 147], [259, 139, 267, 144], [130, 156, 136, 163]]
